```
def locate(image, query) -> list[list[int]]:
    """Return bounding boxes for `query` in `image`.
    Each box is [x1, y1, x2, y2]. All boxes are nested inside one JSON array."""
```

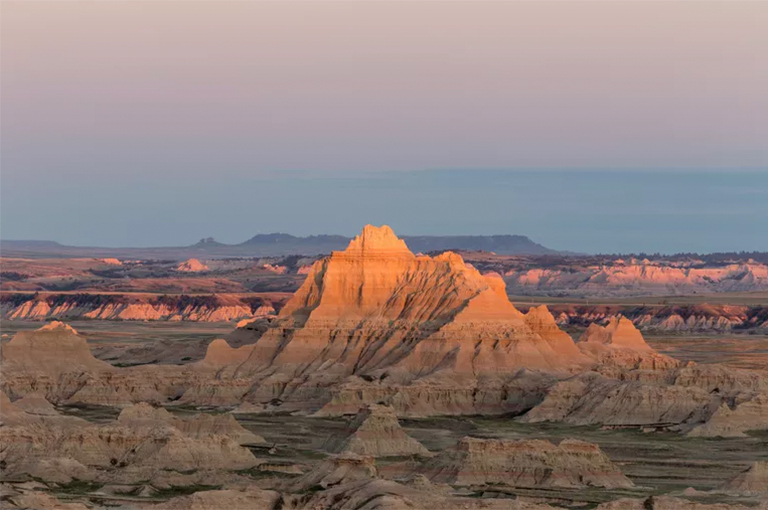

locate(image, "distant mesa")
[[0, 230, 559, 258], [193, 236, 222, 246], [234, 229, 556, 256], [175, 258, 209, 272]]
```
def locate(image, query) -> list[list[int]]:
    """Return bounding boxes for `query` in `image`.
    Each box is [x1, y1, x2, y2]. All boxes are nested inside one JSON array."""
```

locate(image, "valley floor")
[[4, 319, 766, 369]]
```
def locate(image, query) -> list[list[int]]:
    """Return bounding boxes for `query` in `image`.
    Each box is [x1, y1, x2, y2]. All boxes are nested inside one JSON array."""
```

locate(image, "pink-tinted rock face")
[[578, 316, 653, 351], [1, 226, 686, 417], [1, 322, 113, 374], [262, 263, 287, 274], [175, 258, 209, 272], [505, 260, 768, 297], [237, 224, 591, 377]]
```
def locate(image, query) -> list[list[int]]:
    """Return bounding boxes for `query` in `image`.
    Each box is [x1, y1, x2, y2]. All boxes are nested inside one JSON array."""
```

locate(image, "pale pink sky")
[[2, 2, 767, 249], [3, 1, 767, 177]]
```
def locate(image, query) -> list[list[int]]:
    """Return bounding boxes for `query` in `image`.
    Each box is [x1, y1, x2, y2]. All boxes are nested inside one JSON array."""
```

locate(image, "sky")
[[1, 1, 767, 253]]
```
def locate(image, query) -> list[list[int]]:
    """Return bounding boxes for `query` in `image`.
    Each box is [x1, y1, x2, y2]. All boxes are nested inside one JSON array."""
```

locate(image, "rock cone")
[[176, 258, 208, 272], [324, 404, 430, 457]]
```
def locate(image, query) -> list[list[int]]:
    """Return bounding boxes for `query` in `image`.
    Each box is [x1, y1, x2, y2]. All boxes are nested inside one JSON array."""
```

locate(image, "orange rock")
[[176, 258, 209, 272], [237, 225, 590, 377]]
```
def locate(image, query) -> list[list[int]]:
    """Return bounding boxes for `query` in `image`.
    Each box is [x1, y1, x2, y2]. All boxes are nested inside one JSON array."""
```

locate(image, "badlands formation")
[[1, 226, 767, 508], [175, 258, 209, 272], [502, 258, 768, 297]]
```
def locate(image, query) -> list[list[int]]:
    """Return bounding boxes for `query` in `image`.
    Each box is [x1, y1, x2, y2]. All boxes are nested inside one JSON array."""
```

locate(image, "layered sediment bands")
[[522, 364, 768, 432], [172, 225, 596, 412], [521, 371, 715, 427], [5, 493, 90, 510], [576, 316, 681, 371], [725, 462, 768, 495], [280, 453, 562, 510], [0, 399, 260, 485], [0, 292, 279, 322], [422, 437, 633, 489], [287, 453, 380, 492], [595, 497, 763, 510], [519, 303, 768, 333], [1, 226, 766, 436], [688, 394, 768, 438], [504, 260, 768, 297], [315, 370, 556, 417], [229, 225, 591, 380]]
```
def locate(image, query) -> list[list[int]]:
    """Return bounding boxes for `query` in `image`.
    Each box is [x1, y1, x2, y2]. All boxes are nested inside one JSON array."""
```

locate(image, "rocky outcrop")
[[595, 496, 759, 510], [422, 437, 633, 489], [505, 260, 768, 297], [521, 372, 715, 427], [5, 492, 90, 510], [116, 402, 265, 445], [323, 404, 431, 457], [688, 394, 768, 437], [577, 317, 681, 370], [242, 225, 590, 379], [315, 369, 555, 418], [1, 321, 113, 374], [724, 462, 768, 495], [1, 227, 764, 435], [579, 316, 653, 351], [176, 258, 209, 272], [522, 362, 768, 431], [0, 401, 260, 485], [155, 487, 282, 510], [534, 304, 768, 333], [288, 453, 379, 492], [294, 477, 558, 510], [1, 293, 276, 322]]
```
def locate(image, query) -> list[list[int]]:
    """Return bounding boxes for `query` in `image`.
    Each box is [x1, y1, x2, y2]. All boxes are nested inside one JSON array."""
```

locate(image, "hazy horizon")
[[2, 2, 767, 254], [3, 169, 767, 255]]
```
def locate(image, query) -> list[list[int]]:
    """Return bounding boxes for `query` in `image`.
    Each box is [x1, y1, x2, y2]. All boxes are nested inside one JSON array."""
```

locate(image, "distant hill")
[[403, 235, 554, 255], [234, 233, 556, 256], [0, 232, 559, 259], [1, 240, 64, 250]]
